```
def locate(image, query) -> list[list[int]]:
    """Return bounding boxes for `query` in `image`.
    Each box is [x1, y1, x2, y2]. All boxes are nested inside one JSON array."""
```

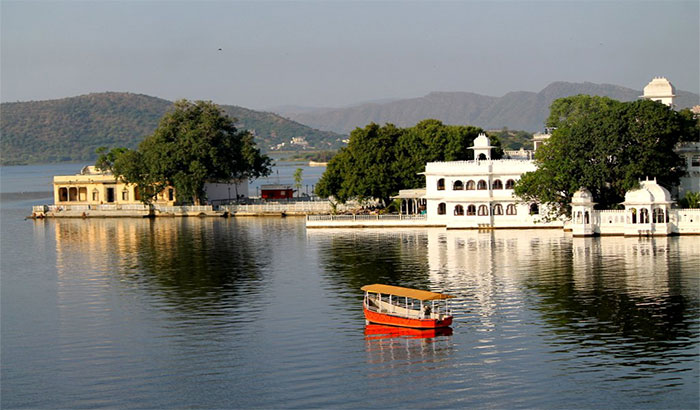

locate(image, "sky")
[[1, 1, 698, 110]]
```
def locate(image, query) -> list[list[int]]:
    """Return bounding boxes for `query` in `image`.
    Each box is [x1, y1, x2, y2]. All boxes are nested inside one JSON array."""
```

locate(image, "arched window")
[[529, 203, 539, 215], [506, 204, 517, 215], [505, 179, 516, 189], [493, 204, 503, 215], [454, 205, 464, 216], [576, 211, 582, 224], [478, 153, 487, 160], [630, 208, 637, 224], [492, 179, 503, 190], [453, 180, 463, 190], [466, 180, 476, 190], [478, 205, 489, 216], [584, 211, 590, 224], [467, 205, 476, 216], [653, 208, 664, 223], [640, 208, 649, 224], [438, 203, 446, 215], [437, 178, 445, 191], [477, 180, 488, 190]]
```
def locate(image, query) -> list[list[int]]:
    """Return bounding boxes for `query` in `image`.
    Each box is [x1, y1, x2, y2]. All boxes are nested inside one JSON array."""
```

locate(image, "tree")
[[515, 95, 699, 216], [679, 191, 700, 208], [293, 168, 303, 197], [98, 100, 271, 204], [315, 120, 495, 206]]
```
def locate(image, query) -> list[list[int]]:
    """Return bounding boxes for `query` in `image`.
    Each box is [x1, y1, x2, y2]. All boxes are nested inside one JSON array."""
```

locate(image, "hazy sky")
[[2, 1, 698, 109]]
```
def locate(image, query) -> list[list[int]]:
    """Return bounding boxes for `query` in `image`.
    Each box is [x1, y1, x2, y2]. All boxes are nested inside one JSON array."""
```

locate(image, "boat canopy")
[[361, 284, 454, 301]]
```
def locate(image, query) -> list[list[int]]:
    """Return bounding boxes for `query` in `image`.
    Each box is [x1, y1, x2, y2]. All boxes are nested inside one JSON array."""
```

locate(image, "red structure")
[[261, 184, 295, 200]]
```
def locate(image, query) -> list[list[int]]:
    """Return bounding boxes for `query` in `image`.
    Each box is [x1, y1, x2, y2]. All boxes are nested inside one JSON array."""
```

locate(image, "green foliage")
[[489, 128, 533, 150], [285, 150, 337, 162], [293, 168, 303, 196], [679, 191, 700, 208], [516, 95, 699, 216], [315, 119, 494, 206], [0, 92, 344, 165], [110, 100, 272, 204]]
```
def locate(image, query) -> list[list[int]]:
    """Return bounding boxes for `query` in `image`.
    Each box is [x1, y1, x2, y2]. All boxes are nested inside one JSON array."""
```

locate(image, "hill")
[[0, 93, 343, 165], [280, 82, 700, 134]]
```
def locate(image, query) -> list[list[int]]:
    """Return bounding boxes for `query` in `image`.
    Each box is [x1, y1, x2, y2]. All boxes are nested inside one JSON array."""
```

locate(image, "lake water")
[[1, 164, 699, 408]]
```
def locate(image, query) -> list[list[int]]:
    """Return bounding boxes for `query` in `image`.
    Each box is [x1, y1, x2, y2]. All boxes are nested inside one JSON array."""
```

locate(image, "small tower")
[[642, 77, 676, 108], [470, 133, 493, 160], [571, 188, 596, 237]]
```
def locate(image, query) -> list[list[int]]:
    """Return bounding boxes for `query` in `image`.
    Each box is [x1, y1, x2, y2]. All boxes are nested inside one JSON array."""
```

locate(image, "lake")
[[1, 164, 698, 408]]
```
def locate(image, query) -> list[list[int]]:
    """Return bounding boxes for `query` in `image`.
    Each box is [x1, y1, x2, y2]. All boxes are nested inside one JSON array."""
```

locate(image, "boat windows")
[[438, 203, 446, 215], [466, 180, 476, 190], [477, 180, 487, 190], [478, 205, 489, 216], [467, 204, 476, 216], [506, 204, 517, 215], [454, 205, 464, 216], [437, 178, 445, 191]]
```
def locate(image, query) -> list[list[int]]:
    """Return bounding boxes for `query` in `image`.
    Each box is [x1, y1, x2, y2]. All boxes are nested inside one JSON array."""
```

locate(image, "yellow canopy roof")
[[361, 284, 454, 301]]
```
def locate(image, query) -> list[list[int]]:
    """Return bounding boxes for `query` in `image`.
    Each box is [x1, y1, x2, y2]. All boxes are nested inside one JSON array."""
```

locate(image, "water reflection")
[[425, 229, 699, 360], [365, 324, 453, 340], [48, 217, 270, 315], [311, 229, 435, 300]]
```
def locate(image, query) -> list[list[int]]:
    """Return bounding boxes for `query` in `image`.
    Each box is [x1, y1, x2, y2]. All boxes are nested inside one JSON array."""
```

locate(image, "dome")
[[472, 133, 492, 148], [571, 187, 595, 205], [642, 77, 676, 98], [623, 178, 673, 205]]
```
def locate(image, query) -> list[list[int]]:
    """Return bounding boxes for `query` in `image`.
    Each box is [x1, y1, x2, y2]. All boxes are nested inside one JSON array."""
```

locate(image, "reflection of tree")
[[53, 218, 269, 314], [315, 230, 432, 300], [527, 238, 696, 358]]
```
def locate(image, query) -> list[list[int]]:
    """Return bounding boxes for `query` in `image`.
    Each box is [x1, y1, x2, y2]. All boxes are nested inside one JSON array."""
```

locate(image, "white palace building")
[[308, 77, 699, 235], [397, 77, 700, 236]]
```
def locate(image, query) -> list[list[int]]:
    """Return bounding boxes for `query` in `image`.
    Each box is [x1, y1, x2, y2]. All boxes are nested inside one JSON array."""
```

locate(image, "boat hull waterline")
[[363, 305, 453, 329]]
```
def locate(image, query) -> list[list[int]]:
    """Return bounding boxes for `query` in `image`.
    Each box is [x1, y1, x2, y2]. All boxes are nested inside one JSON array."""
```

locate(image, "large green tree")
[[515, 95, 699, 216], [98, 100, 271, 204], [315, 119, 500, 206]]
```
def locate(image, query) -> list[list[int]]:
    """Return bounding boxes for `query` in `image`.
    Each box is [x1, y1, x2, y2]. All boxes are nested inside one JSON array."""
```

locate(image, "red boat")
[[362, 284, 454, 329]]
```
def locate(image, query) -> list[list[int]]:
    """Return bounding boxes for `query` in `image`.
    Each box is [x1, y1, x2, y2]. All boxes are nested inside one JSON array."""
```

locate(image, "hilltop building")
[[641, 76, 676, 107]]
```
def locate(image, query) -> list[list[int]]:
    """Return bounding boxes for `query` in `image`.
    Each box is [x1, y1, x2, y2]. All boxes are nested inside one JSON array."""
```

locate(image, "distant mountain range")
[[0, 93, 343, 165], [275, 82, 700, 134]]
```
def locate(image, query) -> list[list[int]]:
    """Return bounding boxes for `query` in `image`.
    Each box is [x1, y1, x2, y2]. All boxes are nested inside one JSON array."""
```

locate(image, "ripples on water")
[[1, 207, 698, 408]]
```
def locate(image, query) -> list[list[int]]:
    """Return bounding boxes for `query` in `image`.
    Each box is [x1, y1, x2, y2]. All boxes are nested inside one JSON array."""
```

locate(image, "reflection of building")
[[571, 235, 700, 300]]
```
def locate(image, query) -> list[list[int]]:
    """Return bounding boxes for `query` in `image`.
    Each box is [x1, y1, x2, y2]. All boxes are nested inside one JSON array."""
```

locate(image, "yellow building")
[[53, 166, 176, 206]]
